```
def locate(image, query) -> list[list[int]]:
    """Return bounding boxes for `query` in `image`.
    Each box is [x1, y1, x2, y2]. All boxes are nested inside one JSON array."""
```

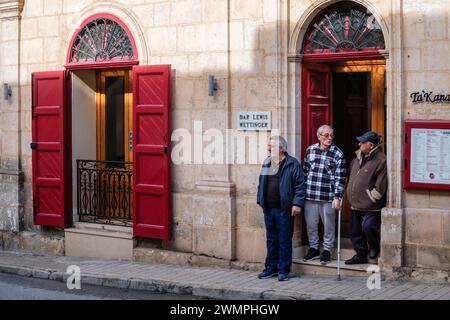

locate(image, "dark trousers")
[[350, 210, 381, 257], [263, 207, 294, 275]]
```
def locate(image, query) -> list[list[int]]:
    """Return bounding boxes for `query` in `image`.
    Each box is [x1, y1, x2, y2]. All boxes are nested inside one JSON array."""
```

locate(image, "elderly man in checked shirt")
[[302, 125, 347, 264]]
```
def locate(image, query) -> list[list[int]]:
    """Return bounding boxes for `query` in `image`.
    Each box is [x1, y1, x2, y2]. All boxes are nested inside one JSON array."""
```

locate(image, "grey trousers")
[[304, 200, 336, 252]]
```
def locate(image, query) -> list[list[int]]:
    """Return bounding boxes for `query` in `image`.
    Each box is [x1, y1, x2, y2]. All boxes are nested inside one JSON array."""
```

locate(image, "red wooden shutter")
[[301, 64, 331, 154], [32, 71, 69, 228], [132, 65, 171, 240]]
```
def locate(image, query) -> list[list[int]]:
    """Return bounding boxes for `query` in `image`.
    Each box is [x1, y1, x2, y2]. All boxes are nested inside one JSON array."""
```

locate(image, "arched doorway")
[[31, 14, 172, 242], [298, 1, 387, 254], [67, 16, 138, 231]]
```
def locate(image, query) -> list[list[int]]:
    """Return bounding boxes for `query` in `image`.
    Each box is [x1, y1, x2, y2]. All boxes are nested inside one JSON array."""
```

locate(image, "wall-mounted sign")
[[404, 120, 450, 191], [410, 91, 450, 103], [237, 112, 271, 131]]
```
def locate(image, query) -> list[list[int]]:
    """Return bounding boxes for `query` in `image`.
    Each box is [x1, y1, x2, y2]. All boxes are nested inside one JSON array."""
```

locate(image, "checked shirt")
[[303, 143, 347, 202]]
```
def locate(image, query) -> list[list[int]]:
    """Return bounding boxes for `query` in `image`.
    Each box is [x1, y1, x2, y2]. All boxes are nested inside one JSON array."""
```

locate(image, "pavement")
[[0, 250, 450, 300]]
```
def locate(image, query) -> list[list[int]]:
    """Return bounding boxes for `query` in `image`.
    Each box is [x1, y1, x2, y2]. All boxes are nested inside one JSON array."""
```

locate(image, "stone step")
[[294, 248, 354, 261], [292, 258, 378, 278], [65, 222, 134, 261], [294, 243, 379, 262], [292, 244, 379, 278]]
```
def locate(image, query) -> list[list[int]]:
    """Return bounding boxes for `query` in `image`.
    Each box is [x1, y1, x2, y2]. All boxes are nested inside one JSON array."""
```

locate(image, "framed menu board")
[[404, 120, 450, 190]]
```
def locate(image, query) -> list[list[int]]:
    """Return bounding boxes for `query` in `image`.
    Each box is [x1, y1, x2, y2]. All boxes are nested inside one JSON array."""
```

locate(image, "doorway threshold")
[[292, 258, 377, 278], [293, 244, 379, 277]]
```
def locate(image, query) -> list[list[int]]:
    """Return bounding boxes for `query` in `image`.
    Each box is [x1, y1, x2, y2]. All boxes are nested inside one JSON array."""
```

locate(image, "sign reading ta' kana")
[[237, 112, 271, 131], [410, 91, 450, 104]]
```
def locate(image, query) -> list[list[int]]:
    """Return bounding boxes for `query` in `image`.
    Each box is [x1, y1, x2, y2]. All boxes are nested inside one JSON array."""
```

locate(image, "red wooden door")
[[132, 65, 171, 240], [32, 71, 69, 228], [301, 63, 331, 154], [301, 63, 331, 244]]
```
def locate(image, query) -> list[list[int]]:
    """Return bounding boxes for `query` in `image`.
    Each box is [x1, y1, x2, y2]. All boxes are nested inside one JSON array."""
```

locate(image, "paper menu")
[[410, 128, 450, 184]]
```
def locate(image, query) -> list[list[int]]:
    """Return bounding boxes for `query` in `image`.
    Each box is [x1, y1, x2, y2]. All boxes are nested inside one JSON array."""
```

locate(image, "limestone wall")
[[0, 0, 25, 233], [401, 0, 450, 272], [0, 0, 449, 270], [3, 0, 285, 262]]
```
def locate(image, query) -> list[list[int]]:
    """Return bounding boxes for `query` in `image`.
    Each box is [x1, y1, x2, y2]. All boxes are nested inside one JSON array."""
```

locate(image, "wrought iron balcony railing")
[[77, 160, 133, 227]]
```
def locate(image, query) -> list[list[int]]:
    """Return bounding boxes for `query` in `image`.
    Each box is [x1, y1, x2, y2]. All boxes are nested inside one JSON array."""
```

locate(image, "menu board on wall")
[[405, 121, 450, 190]]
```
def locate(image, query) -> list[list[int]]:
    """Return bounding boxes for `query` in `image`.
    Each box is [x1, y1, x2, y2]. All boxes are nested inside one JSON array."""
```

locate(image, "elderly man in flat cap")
[[345, 131, 387, 264]]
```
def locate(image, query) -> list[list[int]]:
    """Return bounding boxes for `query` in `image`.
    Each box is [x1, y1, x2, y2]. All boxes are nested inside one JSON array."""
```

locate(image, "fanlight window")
[[69, 17, 134, 64], [302, 2, 385, 54]]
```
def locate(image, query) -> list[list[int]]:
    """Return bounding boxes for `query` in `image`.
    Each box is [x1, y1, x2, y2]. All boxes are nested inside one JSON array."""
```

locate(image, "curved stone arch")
[[65, 0, 149, 65], [289, 0, 390, 56]]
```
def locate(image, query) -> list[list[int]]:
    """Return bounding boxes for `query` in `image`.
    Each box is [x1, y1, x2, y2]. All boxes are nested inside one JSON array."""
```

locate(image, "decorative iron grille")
[[69, 18, 134, 63], [77, 160, 133, 226], [302, 2, 385, 54]]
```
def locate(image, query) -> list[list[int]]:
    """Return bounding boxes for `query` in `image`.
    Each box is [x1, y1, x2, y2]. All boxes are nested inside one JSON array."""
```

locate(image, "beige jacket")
[[346, 146, 387, 211]]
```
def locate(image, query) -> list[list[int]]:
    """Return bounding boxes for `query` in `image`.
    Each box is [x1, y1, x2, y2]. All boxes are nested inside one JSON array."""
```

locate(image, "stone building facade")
[[0, 0, 449, 282]]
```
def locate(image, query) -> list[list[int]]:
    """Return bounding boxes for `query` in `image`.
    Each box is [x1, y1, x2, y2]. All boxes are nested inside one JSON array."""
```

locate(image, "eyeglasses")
[[320, 133, 334, 139]]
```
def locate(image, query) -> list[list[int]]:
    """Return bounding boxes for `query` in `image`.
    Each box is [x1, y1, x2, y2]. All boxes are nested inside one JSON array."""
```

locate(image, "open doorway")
[[331, 60, 386, 238], [32, 12, 172, 240], [72, 69, 133, 227], [301, 59, 386, 243]]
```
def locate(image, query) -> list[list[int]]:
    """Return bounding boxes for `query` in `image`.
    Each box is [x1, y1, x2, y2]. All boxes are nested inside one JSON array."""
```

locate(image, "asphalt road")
[[0, 273, 202, 300]]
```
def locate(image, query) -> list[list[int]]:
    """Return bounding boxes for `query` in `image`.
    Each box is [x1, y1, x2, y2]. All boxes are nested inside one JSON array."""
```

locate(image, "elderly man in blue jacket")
[[257, 135, 306, 281]]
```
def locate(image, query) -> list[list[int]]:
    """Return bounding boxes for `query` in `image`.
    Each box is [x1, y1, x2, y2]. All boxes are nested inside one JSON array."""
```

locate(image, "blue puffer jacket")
[[257, 153, 306, 213]]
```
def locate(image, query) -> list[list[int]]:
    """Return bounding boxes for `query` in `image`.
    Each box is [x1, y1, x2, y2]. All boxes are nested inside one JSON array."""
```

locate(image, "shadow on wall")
[[162, 22, 304, 262]]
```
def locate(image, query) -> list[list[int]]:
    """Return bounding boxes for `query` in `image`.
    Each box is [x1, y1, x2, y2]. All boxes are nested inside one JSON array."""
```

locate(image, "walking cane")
[[337, 199, 343, 281]]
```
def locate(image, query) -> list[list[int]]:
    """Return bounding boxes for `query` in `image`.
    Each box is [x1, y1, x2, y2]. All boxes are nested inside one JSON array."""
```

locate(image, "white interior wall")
[[71, 70, 97, 220]]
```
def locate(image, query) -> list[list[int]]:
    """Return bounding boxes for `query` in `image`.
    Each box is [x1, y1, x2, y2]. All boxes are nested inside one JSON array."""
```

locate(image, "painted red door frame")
[[65, 60, 139, 71], [63, 13, 140, 227], [65, 71, 73, 228], [302, 50, 383, 63]]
